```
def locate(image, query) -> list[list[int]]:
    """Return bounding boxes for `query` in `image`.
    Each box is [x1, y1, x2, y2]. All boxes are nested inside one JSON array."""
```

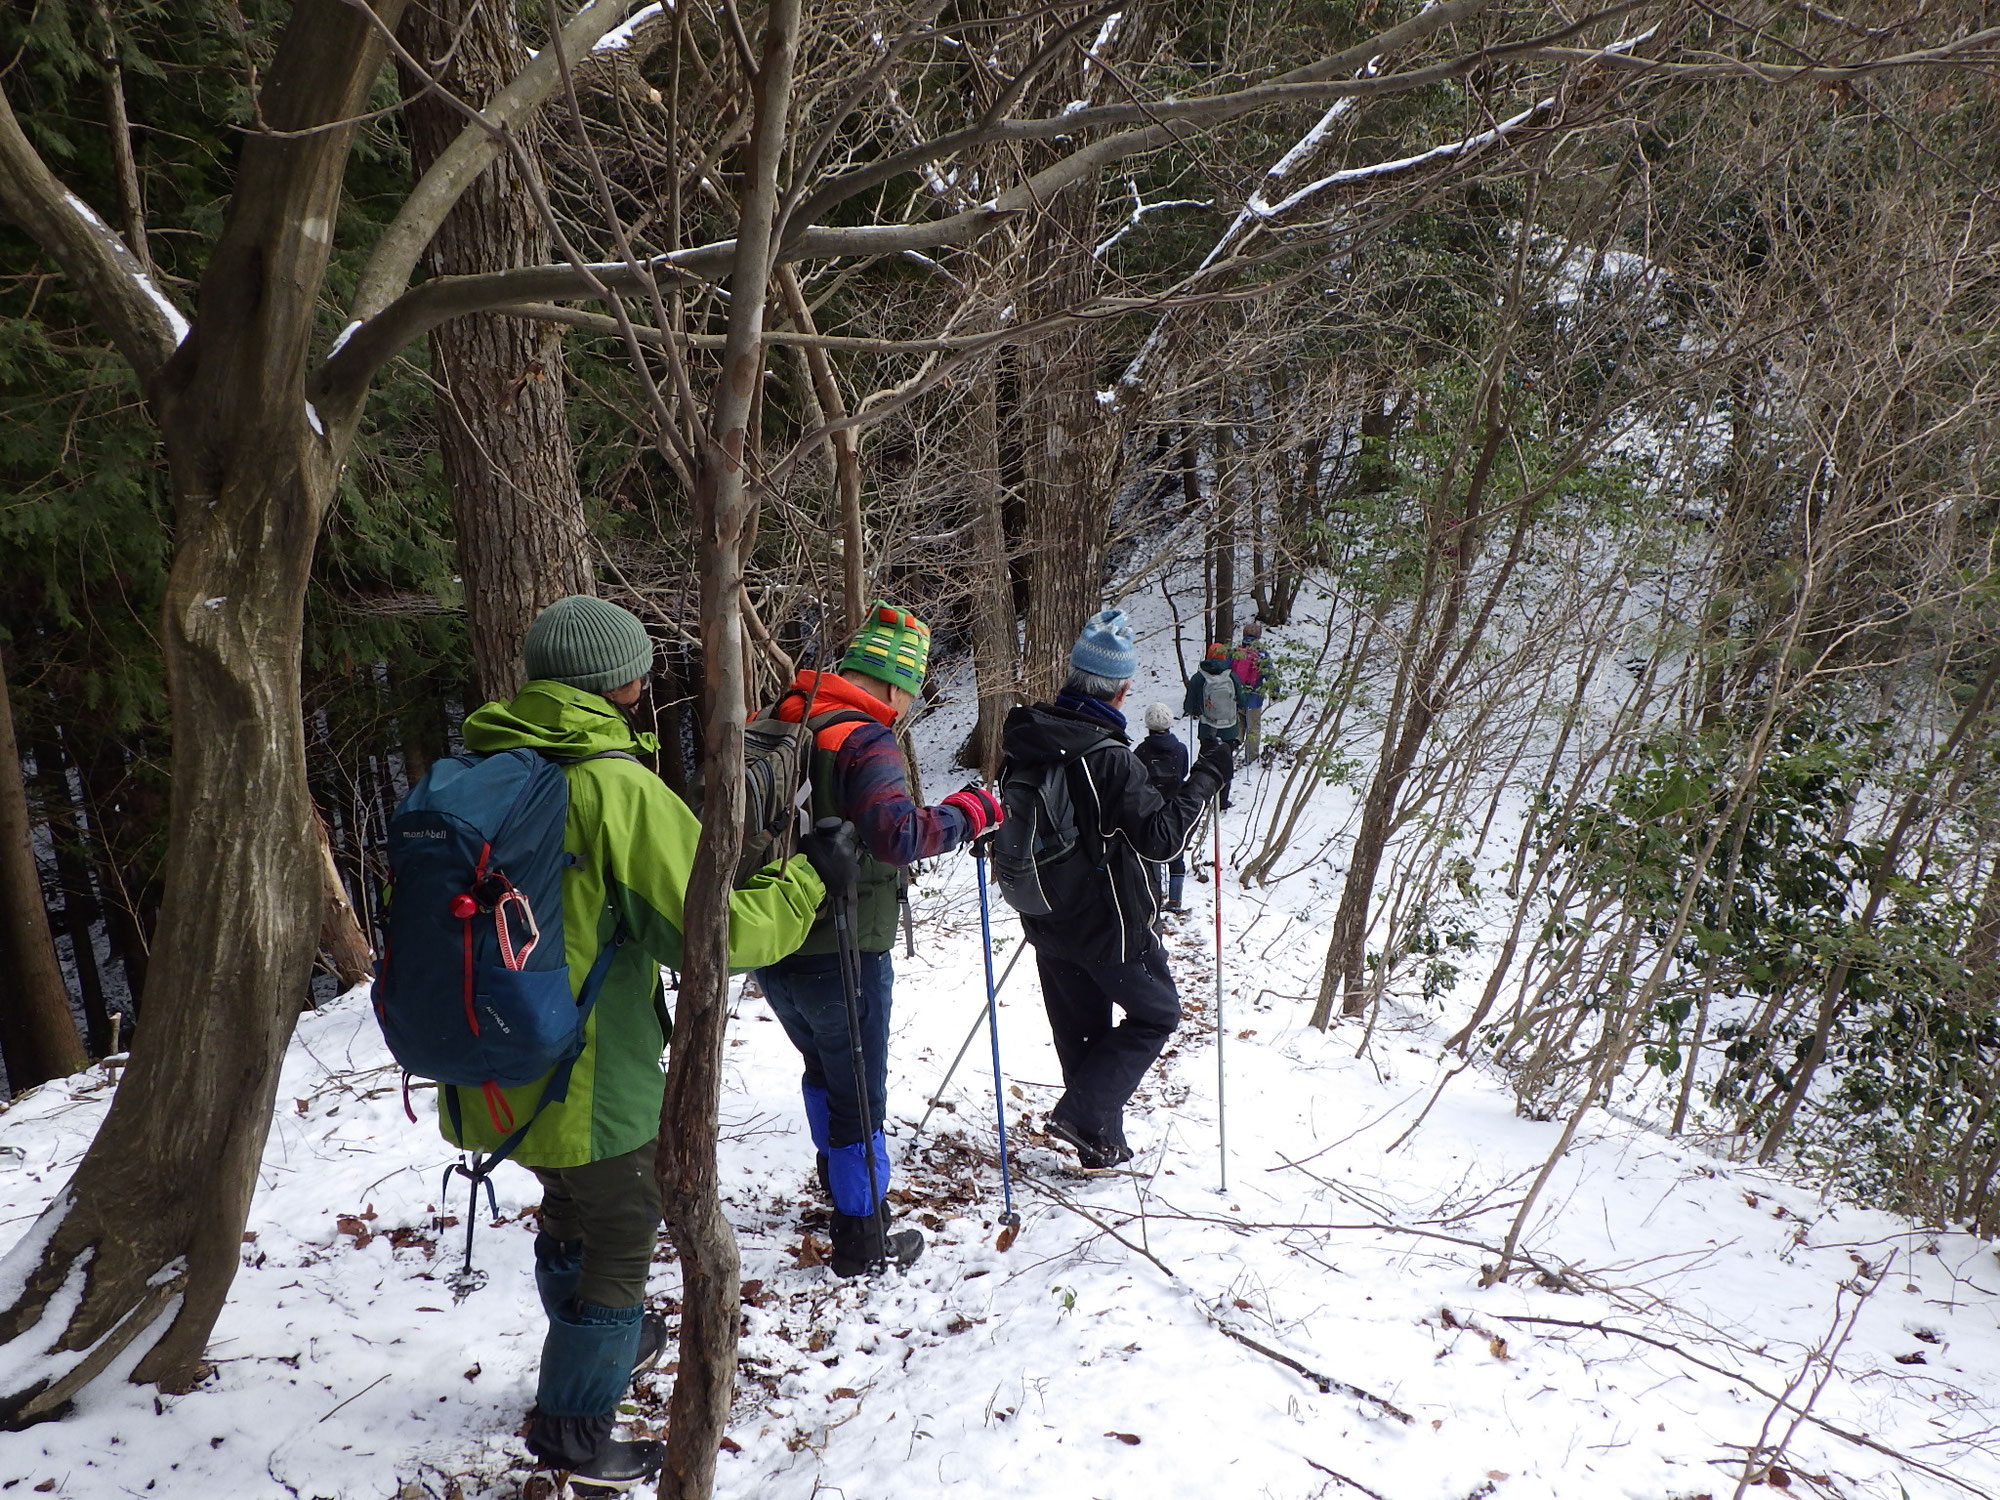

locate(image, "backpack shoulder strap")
[[1075, 733, 1129, 855], [805, 707, 879, 756]]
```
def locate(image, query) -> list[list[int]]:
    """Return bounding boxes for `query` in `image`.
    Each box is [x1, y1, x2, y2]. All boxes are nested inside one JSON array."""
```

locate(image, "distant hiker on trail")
[[1001, 610, 1227, 1170], [438, 596, 824, 1490], [1184, 643, 1245, 809], [1135, 701, 1191, 915], [1231, 619, 1278, 759], [754, 601, 1001, 1277]]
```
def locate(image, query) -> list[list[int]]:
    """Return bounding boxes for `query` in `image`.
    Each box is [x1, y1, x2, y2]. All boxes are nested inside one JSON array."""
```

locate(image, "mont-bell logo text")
[[400, 828, 448, 839]]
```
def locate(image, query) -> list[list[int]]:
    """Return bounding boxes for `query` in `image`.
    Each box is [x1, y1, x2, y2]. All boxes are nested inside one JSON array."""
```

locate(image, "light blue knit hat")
[[1070, 608, 1136, 681]]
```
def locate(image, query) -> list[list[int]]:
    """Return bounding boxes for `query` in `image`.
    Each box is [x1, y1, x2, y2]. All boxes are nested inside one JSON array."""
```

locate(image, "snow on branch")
[[0, 82, 186, 381], [1096, 182, 1212, 258], [528, 1, 670, 60], [1251, 96, 1554, 220], [1083, 11, 1123, 77], [61, 191, 189, 346]]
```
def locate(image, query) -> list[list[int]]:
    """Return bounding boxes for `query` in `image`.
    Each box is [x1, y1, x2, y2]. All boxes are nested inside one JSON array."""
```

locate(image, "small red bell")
[[449, 893, 478, 919]]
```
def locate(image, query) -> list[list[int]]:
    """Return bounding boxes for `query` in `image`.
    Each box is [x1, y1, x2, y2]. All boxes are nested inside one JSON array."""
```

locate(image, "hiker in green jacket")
[[443, 595, 823, 1489]]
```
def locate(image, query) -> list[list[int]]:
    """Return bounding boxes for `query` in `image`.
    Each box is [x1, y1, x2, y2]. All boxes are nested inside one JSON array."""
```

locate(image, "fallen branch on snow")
[[1500, 1313, 1994, 1500], [1305, 1457, 1391, 1500], [1019, 1163, 1414, 1425]]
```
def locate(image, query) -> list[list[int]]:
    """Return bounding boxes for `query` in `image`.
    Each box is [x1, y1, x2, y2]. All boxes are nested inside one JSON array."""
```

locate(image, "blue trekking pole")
[[972, 840, 1020, 1235]]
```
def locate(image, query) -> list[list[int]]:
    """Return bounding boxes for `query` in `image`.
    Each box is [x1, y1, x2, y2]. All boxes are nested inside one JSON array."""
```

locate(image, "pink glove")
[[942, 785, 1004, 838]]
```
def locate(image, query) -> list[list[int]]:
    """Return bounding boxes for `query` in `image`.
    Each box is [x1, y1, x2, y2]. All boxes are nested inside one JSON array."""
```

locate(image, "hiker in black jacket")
[[1135, 702, 1192, 914], [1000, 610, 1227, 1169]]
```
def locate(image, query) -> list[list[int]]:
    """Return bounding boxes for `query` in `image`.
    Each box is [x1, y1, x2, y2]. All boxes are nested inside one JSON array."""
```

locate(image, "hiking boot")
[[631, 1313, 667, 1379], [527, 1413, 663, 1493], [1046, 1112, 1126, 1172], [829, 1205, 923, 1277], [1103, 1116, 1137, 1167]]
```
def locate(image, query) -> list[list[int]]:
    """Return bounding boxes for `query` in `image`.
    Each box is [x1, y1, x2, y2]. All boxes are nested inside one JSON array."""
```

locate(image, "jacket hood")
[[1002, 702, 1124, 766], [771, 669, 897, 729], [1200, 658, 1230, 675], [462, 680, 661, 759]]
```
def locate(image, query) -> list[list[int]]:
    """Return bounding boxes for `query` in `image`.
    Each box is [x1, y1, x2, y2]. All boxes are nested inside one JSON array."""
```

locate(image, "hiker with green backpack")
[[380, 595, 825, 1492], [752, 602, 1002, 1277]]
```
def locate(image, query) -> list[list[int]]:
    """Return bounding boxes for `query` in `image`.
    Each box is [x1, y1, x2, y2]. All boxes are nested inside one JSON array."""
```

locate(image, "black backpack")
[[991, 739, 1111, 916]]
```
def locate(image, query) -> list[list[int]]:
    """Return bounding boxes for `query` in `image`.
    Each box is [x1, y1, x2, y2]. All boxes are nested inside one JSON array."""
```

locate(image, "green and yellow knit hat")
[[840, 600, 931, 695]]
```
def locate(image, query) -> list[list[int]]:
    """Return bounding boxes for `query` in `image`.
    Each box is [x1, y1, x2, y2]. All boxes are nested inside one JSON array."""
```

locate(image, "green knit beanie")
[[522, 595, 654, 694], [839, 600, 931, 695]]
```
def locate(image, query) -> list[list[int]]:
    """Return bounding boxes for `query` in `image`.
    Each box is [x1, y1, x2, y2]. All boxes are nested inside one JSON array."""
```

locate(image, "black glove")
[[800, 817, 861, 900], [1198, 740, 1235, 783]]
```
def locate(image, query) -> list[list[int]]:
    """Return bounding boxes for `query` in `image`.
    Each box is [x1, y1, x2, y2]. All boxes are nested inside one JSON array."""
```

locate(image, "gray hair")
[[1064, 667, 1129, 702]]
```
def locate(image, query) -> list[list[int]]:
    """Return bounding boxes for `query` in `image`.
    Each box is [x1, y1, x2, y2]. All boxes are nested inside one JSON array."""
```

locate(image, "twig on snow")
[[1214, 1318, 1413, 1423], [1021, 1163, 1414, 1424], [1306, 1457, 1392, 1500], [1499, 1313, 1994, 1499], [317, 1371, 390, 1424]]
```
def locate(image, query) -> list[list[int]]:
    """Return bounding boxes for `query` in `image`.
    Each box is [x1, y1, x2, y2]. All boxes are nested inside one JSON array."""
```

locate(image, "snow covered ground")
[[3, 600, 1999, 1500]]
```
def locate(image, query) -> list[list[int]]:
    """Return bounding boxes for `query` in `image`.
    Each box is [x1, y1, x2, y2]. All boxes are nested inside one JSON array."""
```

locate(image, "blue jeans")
[[757, 948, 894, 1216]]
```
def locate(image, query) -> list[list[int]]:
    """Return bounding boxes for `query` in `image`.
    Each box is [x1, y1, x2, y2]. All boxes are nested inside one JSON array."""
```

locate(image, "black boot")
[[632, 1312, 667, 1378], [526, 1413, 664, 1493], [529, 1302, 662, 1491], [1047, 1110, 1133, 1172], [829, 1204, 923, 1277]]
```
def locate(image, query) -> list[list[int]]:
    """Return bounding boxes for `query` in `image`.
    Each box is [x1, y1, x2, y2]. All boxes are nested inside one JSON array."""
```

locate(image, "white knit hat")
[[1144, 702, 1173, 733]]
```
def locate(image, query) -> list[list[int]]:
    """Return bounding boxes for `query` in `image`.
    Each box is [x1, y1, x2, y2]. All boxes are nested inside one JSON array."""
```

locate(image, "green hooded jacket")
[[438, 680, 825, 1168]]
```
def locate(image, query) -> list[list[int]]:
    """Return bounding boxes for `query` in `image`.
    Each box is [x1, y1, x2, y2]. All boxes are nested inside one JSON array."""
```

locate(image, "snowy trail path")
[[4, 600, 1999, 1498]]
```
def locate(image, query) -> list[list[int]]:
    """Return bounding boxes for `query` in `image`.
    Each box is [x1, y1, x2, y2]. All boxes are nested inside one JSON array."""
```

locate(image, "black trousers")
[[1036, 941, 1182, 1140]]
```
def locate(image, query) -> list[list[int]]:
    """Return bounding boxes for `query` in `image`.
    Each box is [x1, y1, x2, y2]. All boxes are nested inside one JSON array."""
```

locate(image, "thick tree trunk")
[[961, 352, 1014, 778], [315, 811, 374, 988], [399, 0, 592, 705], [31, 734, 112, 1056], [0, 643, 87, 1091], [72, 736, 156, 1005], [0, 0, 403, 1420], [1209, 404, 1237, 649], [656, 2, 800, 1494], [1017, 174, 1108, 702]]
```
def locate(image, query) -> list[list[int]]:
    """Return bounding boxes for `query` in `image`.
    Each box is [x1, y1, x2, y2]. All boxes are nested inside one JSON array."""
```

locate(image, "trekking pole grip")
[[803, 815, 861, 902]]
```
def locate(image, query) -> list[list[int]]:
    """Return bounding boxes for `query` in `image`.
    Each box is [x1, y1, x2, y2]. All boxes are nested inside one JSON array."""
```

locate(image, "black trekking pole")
[[815, 817, 888, 1271], [972, 838, 1020, 1236]]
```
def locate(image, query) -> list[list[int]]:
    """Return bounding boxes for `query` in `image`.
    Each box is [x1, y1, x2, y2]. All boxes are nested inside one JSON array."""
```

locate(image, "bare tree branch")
[[1538, 22, 2000, 79], [786, 0, 1508, 232], [347, 0, 647, 324], [0, 82, 185, 382]]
